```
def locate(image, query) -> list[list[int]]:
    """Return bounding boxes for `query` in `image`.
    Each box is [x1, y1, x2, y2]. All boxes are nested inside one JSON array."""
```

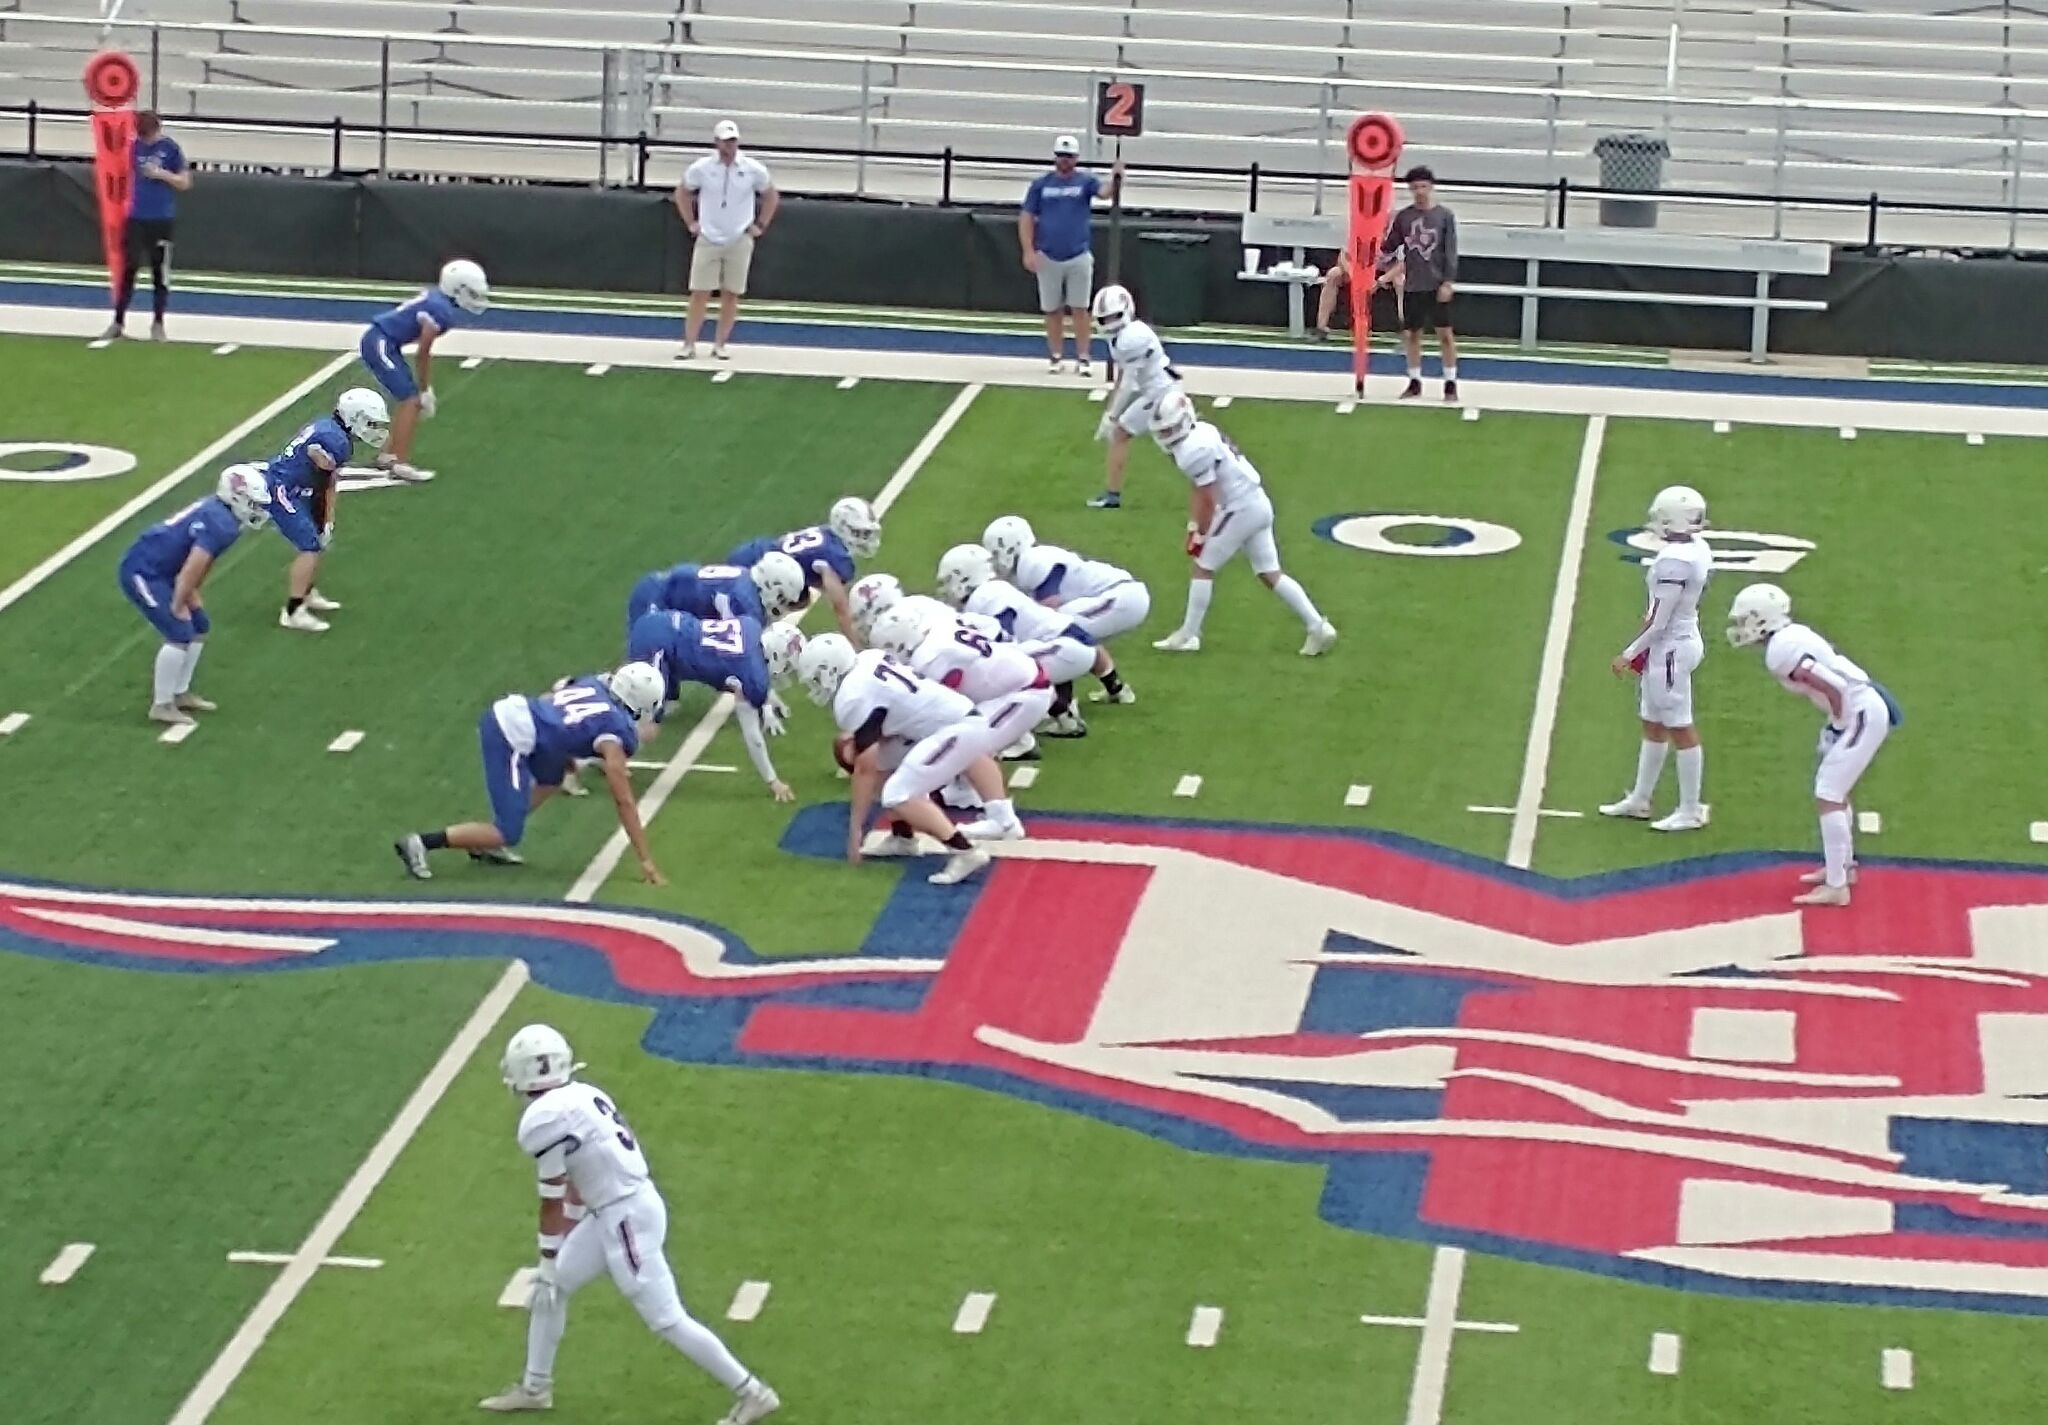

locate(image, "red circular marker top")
[[1347, 112, 1405, 171], [82, 50, 140, 108]]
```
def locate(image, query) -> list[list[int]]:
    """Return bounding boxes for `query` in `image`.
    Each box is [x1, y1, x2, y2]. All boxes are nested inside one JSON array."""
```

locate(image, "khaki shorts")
[[688, 233, 755, 295]]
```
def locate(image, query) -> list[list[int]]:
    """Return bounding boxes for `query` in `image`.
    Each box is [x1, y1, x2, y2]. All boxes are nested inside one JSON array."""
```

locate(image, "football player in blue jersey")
[[359, 258, 489, 481], [264, 387, 388, 633], [627, 609, 795, 802], [394, 663, 667, 884], [117, 465, 272, 727], [726, 496, 882, 639], [623, 552, 805, 637]]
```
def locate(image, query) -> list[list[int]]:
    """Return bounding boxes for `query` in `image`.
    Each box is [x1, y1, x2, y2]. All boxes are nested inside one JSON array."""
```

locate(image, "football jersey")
[[628, 610, 770, 709], [656, 562, 764, 623], [367, 286, 465, 347], [514, 677, 641, 781], [966, 579, 1094, 645], [1172, 422, 1264, 511], [831, 648, 972, 741], [895, 593, 956, 639], [911, 619, 1042, 705], [1016, 543, 1133, 603], [1109, 319, 1179, 400], [1637, 538, 1713, 645], [517, 1079, 649, 1210], [1764, 622, 1877, 720], [728, 525, 857, 590], [120, 496, 242, 578], [263, 415, 352, 495]]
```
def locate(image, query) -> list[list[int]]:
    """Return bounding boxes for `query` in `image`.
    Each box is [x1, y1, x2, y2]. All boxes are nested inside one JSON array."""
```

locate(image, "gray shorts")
[[1035, 251, 1094, 313]]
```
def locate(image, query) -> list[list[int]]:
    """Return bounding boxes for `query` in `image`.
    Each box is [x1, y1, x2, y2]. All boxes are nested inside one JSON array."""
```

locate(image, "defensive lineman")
[[984, 514, 1142, 704], [1146, 390, 1338, 656], [626, 609, 794, 802], [1087, 284, 1181, 509], [481, 1023, 779, 1422], [359, 258, 490, 481], [1600, 486, 1713, 832], [624, 553, 804, 636], [727, 496, 883, 640], [1727, 583, 1901, 907], [264, 388, 389, 632]]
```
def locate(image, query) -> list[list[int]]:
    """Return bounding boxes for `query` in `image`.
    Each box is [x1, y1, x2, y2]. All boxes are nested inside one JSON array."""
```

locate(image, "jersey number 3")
[[591, 1094, 638, 1152]]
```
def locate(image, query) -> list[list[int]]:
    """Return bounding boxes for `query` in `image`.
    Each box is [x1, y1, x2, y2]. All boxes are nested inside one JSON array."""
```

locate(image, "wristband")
[[538, 1231, 564, 1257]]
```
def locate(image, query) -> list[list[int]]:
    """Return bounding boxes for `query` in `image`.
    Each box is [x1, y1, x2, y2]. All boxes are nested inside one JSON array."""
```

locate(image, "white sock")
[[1444, 364, 1458, 381], [1819, 809, 1853, 888], [1674, 744, 1703, 812], [1407, 363, 1422, 380], [1628, 740, 1669, 803], [1181, 578, 1214, 636], [177, 641, 205, 695], [657, 1312, 751, 1391], [1271, 574, 1322, 629], [153, 644, 184, 706], [983, 796, 1018, 826], [522, 1283, 568, 1392]]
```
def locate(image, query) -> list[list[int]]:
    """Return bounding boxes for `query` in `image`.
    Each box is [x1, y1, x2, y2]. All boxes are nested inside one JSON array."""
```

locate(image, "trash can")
[[1137, 231, 1212, 327], [1593, 132, 1670, 228]]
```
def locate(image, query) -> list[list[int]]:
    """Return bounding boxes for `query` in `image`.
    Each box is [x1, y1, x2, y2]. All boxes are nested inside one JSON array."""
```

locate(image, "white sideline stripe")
[[1461, 406, 1480, 422], [1404, 1246, 1468, 1425], [164, 380, 980, 1425], [327, 729, 364, 754], [1649, 1331, 1682, 1375], [1345, 783, 1372, 807], [0, 711, 28, 736], [0, 350, 354, 620], [460, 356, 484, 369], [952, 1291, 996, 1334], [1008, 764, 1039, 789], [1173, 773, 1203, 798], [1186, 1305, 1223, 1347], [159, 721, 197, 745], [498, 1267, 537, 1310], [2033, 821, 2048, 845], [40, 1242, 95, 1284], [1506, 414, 1604, 872], [1211, 394, 1233, 408], [711, 369, 733, 383], [213, 343, 239, 355], [585, 362, 609, 376], [727, 1280, 771, 1321], [1712, 419, 1732, 434], [1882, 1347, 1914, 1390], [227, 1251, 381, 1269], [837, 376, 860, 389], [1335, 399, 1357, 415], [1857, 810, 1882, 835]]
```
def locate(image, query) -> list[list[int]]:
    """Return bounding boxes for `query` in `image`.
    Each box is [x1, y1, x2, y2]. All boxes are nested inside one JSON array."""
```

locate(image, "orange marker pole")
[[1344, 113, 1404, 397], [82, 51, 141, 300]]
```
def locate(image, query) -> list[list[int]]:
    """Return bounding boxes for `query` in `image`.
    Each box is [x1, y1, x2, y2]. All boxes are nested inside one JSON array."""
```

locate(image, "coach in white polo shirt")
[[674, 118, 778, 360]]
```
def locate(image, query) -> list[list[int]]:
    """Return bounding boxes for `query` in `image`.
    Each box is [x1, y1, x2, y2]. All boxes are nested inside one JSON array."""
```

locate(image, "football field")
[[4, 324, 2048, 1425]]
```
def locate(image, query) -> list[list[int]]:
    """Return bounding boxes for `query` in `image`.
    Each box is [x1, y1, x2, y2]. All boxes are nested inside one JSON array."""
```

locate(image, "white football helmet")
[[1091, 283, 1135, 332], [750, 551, 807, 620], [607, 660, 666, 721], [796, 632, 857, 706], [829, 496, 883, 558], [501, 1023, 582, 1094], [847, 572, 903, 641], [761, 620, 806, 686], [335, 387, 390, 446], [216, 463, 273, 530], [981, 515, 1036, 579], [868, 604, 931, 659], [1727, 582, 1793, 648], [1646, 485, 1708, 539], [439, 258, 490, 314], [1150, 389, 1199, 449], [936, 543, 997, 607]]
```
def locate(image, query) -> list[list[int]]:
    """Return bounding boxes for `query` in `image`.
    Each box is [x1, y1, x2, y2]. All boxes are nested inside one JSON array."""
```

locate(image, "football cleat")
[[477, 1383, 552, 1412], [961, 817, 1027, 842], [1598, 797, 1652, 820], [1792, 882, 1852, 908], [860, 830, 922, 859], [150, 320, 167, 343], [719, 1379, 781, 1425], [1651, 808, 1708, 833], [148, 702, 195, 727], [279, 605, 330, 633], [929, 848, 992, 885], [1300, 620, 1339, 657], [377, 459, 434, 483], [998, 733, 1040, 762], [393, 834, 432, 881], [1042, 710, 1088, 738], [303, 589, 342, 613], [468, 847, 525, 867], [97, 321, 125, 341], [1800, 865, 1859, 886], [174, 692, 218, 713], [1088, 683, 1137, 705], [1153, 630, 1202, 653], [1086, 491, 1122, 509]]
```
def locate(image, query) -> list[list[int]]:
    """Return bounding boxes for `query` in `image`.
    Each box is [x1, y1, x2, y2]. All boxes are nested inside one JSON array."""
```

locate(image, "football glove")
[[419, 387, 438, 419], [1185, 521, 1206, 557], [318, 523, 334, 551], [761, 693, 789, 737]]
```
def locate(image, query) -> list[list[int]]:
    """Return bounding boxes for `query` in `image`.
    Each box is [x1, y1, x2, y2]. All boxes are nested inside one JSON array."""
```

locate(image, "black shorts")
[[1400, 290, 1453, 332], [124, 217, 175, 262]]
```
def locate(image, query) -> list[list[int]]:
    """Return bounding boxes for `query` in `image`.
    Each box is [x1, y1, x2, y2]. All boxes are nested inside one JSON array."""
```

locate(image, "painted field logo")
[[11, 813, 2048, 1317]]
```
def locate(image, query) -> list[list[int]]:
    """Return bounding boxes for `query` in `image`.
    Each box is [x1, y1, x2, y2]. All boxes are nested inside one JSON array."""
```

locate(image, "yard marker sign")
[[81, 50, 139, 301], [1345, 112, 1404, 396]]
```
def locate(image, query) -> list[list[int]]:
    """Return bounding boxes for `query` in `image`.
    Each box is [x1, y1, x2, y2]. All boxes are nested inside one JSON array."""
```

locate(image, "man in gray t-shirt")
[[1375, 167, 1461, 401]]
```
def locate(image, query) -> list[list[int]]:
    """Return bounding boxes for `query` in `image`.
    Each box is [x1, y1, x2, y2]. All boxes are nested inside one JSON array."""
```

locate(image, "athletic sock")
[[1628, 739, 1669, 803], [888, 818, 914, 839], [286, 596, 305, 616], [1674, 745, 1704, 813], [944, 832, 973, 851], [1181, 579, 1214, 637], [1407, 364, 1423, 380], [656, 1312, 750, 1391], [176, 641, 204, 695], [1049, 682, 1074, 717], [153, 644, 183, 706], [1819, 809, 1853, 888], [1099, 668, 1125, 697], [1272, 574, 1322, 628], [984, 797, 1017, 826], [1444, 364, 1459, 382], [421, 830, 450, 851]]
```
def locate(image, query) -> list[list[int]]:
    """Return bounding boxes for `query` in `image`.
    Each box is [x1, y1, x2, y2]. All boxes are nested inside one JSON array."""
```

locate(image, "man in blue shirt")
[[627, 610, 794, 801], [393, 663, 668, 883], [117, 464, 271, 727], [359, 258, 490, 482], [101, 112, 190, 343], [260, 388, 389, 632], [1019, 134, 1122, 376]]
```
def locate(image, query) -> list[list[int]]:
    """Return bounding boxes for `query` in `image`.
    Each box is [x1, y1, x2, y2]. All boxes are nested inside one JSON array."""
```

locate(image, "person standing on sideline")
[[1375, 166, 1460, 401], [1019, 135, 1123, 375], [675, 120, 778, 362], [102, 111, 191, 342]]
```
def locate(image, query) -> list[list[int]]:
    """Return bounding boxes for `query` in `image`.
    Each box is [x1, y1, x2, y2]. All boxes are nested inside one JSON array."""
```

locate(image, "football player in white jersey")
[[871, 603, 1056, 804], [1087, 283, 1181, 510], [939, 542, 1096, 737], [1600, 486, 1714, 833], [1728, 583, 1900, 906], [481, 1025, 779, 1423], [983, 515, 1143, 705], [1146, 390, 1338, 656]]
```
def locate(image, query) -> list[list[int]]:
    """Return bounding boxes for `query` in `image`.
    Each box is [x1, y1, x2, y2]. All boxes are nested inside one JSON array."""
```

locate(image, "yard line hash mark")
[[1008, 764, 1039, 788], [1186, 1305, 1223, 1347], [1173, 773, 1203, 798], [1882, 1347, 1914, 1390], [837, 376, 860, 389], [711, 370, 733, 383], [1461, 406, 1480, 422], [327, 730, 364, 754], [228, 1251, 382, 1269], [1649, 1331, 1682, 1375], [952, 1292, 997, 1334], [40, 1243, 95, 1284], [1335, 399, 1357, 415], [585, 363, 610, 376], [0, 711, 28, 736], [1211, 394, 1233, 408], [159, 721, 197, 745], [1345, 783, 1372, 807], [727, 1280, 771, 1321], [460, 356, 484, 369], [1857, 810, 1882, 834], [499, 1267, 537, 1309], [212, 343, 239, 356]]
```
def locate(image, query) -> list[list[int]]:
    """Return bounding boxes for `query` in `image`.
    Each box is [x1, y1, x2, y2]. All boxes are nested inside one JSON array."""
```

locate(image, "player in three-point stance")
[[624, 552, 805, 636], [1727, 583, 1901, 907], [480, 1023, 781, 1423], [1145, 390, 1338, 656], [1087, 283, 1181, 509], [393, 663, 668, 885], [116, 464, 272, 727], [358, 258, 490, 482], [262, 388, 390, 633], [937, 543, 1095, 737], [1600, 486, 1712, 833], [982, 514, 1142, 705], [627, 608, 795, 803], [727, 496, 883, 639]]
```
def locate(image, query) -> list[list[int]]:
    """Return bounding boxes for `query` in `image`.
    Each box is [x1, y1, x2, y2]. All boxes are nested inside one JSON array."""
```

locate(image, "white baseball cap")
[[1052, 134, 1080, 156], [713, 119, 740, 141]]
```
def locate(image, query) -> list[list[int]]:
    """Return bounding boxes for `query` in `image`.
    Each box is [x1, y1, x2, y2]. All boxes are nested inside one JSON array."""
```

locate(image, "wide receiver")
[[480, 1023, 780, 1423], [1727, 583, 1901, 907], [1600, 485, 1712, 832], [358, 258, 489, 481], [1087, 283, 1182, 510], [1146, 390, 1337, 656]]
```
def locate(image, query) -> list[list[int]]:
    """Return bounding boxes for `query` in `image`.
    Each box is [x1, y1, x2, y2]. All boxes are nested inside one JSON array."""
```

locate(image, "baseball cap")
[[714, 119, 740, 141], [1052, 134, 1080, 156]]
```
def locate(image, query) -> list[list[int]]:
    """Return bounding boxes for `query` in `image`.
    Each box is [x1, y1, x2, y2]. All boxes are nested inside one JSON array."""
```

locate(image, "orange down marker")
[[82, 51, 141, 301], [1345, 112, 1404, 397]]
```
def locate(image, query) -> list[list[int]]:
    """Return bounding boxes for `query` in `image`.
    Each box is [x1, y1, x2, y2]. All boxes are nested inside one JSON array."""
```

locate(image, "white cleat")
[[928, 848, 992, 885], [148, 702, 195, 727], [720, 1379, 781, 1425], [477, 1383, 552, 1412], [861, 830, 922, 858], [1152, 630, 1202, 653], [173, 692, 217, 713], [998, 733, 1039, 762], [960, 817, 1027, 842], [1793, 882, 1852, 907], [279, 605, 330, 633], [393, 834, 432, 881], [559, 771, 590, 798], [677, 343, 698, 361], [1088, 683, 1137, 705], [303, 588, 343, 613], [380, 460, 434, 483], [1799, 864, 1859, 885], [1651, 807, 1708, 833], [1300, 619, 1339, 656], [1041, 709, 1087, 738], [467, 846, 525, 867], [1598, 797, 1652, 820]]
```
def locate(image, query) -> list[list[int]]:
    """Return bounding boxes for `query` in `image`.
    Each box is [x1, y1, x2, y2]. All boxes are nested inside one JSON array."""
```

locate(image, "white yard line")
[[164, 386, 980, 1425], [0, 351, 354, 620], [1403, 1247, 1470, 1425]]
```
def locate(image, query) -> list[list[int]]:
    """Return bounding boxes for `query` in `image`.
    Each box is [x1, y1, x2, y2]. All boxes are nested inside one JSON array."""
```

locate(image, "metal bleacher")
[[6, 0, 2048, 248]]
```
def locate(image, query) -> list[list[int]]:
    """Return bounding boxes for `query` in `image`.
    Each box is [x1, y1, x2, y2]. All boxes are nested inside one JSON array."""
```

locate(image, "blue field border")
[[11, 275, 2048, 409]]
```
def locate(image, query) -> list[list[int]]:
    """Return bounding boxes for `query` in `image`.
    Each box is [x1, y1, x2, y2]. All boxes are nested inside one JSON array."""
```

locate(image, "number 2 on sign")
[[1102, 82, 1139, 131]]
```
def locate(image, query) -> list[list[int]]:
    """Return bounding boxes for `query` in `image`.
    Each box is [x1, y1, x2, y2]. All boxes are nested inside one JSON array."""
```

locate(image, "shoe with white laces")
[[279, 605, 330, 633], [1153, 630, 1201, 653], [148, 702, 195, 727], [1598, 796, 1652, 820], [304, 589, 342, 613], [468, 847, 525, 867], [929, 848, 992, 885], [998, 733, 1040, 761], [377, 459, 434, 483], [1300, 620, 1339, 656], [1088, 683, 1136, 705], [1793, 882, 1852, 908], [861, 829, 921, 858], [960, 816, 1026, 842], [1651, 807, 1708, 833], [477, 1382, 552, 1412], [393, 834, 432, 881], [1042, 709, 1088, 738], [174, 692, 218, 713], [719, 1378, 781, 1425]]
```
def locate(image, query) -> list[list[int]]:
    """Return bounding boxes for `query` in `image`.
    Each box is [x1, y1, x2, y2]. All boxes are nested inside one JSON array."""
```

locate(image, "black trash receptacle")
[[1138, 231, 1212, 327], [1593, 132, 1670, 228]]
